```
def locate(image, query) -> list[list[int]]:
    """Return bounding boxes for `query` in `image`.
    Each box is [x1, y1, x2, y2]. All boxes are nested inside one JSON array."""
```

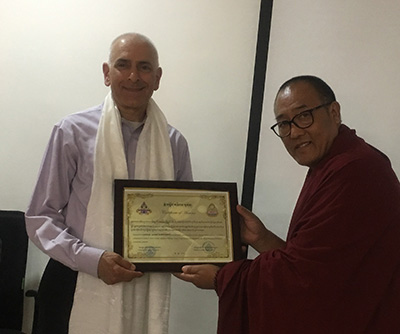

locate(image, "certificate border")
[[114, 180, 244, 272]]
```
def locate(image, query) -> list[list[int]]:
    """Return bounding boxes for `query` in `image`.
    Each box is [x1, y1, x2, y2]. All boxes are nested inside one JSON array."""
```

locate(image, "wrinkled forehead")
[[277, 81, 321, 102], [109, 37, 159, 65], [273, 82, 322, 119]]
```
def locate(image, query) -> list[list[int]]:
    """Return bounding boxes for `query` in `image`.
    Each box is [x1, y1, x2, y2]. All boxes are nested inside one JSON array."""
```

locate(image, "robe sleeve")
[[216, 152, 400, 334]]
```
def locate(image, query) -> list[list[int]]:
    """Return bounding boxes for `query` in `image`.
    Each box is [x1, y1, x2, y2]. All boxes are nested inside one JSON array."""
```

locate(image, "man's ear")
[[102, 62, 111, 87], [154, 67, 162, 91]]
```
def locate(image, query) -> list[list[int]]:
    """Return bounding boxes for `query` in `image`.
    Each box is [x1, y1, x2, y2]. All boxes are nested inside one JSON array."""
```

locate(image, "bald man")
[[26, 33, 192, 334]]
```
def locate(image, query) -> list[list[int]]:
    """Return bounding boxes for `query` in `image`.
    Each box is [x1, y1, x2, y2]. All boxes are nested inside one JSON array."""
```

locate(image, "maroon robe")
[[216, 125, 400, 334]]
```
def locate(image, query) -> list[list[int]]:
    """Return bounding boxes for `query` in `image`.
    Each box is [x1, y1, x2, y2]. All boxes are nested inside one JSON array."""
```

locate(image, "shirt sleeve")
[[25, 123, 103, 277], [170, 127, 193, 182]]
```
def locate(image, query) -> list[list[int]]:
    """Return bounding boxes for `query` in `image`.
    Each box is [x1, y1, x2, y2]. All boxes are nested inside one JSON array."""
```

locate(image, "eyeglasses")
[[270, 102, 332, 138]]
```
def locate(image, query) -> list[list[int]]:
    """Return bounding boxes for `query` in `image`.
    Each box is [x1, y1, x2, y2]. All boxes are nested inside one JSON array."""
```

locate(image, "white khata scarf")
[[69, 92, 174, 334]]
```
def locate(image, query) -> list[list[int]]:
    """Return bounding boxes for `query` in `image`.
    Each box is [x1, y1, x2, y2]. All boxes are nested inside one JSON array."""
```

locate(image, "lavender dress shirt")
[[25, 104, 193, 277]]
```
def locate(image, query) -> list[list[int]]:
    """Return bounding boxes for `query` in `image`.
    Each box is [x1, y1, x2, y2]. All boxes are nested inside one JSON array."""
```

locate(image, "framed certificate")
[[114, 180, 244, 272]]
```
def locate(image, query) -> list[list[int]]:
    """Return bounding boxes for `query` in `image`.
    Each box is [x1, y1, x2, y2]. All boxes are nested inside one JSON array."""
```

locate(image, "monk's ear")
[[330, 101, 341, 125], [103, 62, 111, 87]]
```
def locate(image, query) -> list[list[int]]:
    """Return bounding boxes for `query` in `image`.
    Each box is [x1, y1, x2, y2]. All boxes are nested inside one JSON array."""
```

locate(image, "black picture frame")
[[114, 179, 244, 272]]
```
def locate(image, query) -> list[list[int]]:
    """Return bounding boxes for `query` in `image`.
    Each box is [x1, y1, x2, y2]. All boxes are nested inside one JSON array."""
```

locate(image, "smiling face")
[[103, 34, 162, 121], [274, 81, 341, 168]]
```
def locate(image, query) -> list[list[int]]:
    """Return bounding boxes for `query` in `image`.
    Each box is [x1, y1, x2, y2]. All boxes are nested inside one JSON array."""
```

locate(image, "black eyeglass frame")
[[270, 102, 333, 138]]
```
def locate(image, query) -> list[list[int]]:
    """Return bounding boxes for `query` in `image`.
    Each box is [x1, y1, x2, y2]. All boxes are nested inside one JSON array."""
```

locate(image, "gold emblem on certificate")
[[114, 180, 243, 271]]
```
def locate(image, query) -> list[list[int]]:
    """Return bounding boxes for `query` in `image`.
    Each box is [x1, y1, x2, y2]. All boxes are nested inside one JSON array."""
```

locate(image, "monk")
[[175, 75, 400, 333]]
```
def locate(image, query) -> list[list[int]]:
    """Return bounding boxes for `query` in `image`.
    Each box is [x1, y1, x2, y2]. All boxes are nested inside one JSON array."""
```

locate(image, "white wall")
[[254, 0, 400, 244], [2, 0, 399, 333], [0, 1, 260, 333]]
